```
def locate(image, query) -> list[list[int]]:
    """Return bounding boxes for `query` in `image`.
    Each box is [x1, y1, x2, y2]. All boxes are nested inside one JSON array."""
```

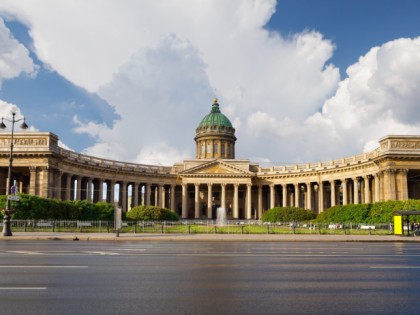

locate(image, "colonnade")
[[0, 165, 412, 220]]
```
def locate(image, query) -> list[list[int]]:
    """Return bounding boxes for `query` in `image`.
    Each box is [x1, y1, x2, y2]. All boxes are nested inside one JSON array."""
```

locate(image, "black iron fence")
[[0, 220, 395, 235]]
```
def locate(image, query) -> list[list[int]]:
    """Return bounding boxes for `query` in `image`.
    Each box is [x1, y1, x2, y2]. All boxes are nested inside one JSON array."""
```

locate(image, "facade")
[[1, 99, 420, 219]]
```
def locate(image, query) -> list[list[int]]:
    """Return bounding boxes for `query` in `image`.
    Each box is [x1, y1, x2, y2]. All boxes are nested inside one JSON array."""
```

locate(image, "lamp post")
[[1, 111, 28, 236]]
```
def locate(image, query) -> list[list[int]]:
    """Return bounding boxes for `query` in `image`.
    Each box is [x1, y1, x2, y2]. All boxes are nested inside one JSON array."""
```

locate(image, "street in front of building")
[[0, 240, 419, 314]]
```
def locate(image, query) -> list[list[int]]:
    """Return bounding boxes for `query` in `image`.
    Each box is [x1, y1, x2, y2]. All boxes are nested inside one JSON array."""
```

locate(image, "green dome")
[[198, 98, 233, 128]]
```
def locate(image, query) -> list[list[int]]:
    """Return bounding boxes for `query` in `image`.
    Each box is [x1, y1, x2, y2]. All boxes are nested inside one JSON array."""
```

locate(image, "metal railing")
[[0, 220, 396, 235]]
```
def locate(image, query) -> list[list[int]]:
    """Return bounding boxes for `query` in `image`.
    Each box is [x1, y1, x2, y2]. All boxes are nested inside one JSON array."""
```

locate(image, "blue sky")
[[1, 0, 420, 165], [271, 0, 420, 75]]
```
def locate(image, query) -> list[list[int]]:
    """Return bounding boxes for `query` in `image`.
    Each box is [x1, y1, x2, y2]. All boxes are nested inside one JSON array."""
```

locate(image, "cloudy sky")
[[0, 0, 420, 166]]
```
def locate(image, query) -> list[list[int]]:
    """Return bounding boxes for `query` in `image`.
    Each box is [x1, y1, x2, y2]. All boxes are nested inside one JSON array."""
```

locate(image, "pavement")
[[1, 232, 420, 242]]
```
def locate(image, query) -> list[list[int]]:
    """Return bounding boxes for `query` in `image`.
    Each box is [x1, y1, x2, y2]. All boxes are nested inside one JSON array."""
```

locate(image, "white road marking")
[[0, 287, 47, 290], [370, 266, 420, 269], [0, 265, 88, 268]]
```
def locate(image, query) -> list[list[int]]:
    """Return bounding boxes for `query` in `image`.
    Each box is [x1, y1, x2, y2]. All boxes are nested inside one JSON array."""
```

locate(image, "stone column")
[[97, 178, 104, 203], [170, 185, 176, 212], [233, 183, 239, 219], [221, 183, 226, 210], [270, 184, 275, 209], [353, 177, 359, 204], [133, 183, 139, 207], [306, 182, 312, 210], [65, 173, 72, 200], [53, 171, 62, 199], [161, 185, 166, 208], [282, 185, 287, 207], [257, 184, 262, 219], [194, 183, 200, 219], [294, 184, 299, 208], [385, 169, 396, 200], [364, 176, 371, 204], [145, 183, 151, 206], [330, 180, 336, 207], [109, 180, 115, 204], [318, 181, 324, 213], [397, 169, 408, 200], [246, 184, 252, 219], [342, 179, 348, 205], [121, 182, 127, 212], [29, 166, 37, 196], [76, 175, 82, 200], [182, 184, 187, 219], [154, 185, 159, 206], [374, 173, 381, 202], [37, 167, 50, 198], [87, 178, 93, 202], [207, 184, 213, 219]]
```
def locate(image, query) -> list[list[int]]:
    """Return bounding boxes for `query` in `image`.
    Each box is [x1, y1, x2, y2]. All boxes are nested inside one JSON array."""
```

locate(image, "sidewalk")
[[1, 232, 419, 242]]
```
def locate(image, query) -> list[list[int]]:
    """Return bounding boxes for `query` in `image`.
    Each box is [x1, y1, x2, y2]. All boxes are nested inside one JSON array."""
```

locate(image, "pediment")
[[197, 164, 236, 174], [180, 160, 253, 177]]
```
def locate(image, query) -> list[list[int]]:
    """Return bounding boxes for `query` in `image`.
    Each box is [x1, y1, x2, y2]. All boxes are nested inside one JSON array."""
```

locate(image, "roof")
[[198, 98, 233, 129]]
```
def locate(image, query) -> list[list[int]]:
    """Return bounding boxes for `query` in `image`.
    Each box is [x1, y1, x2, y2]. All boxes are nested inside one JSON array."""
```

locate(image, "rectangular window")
[[207, 143, 211, 154], [221, 143, 225, 154], [213, 143, 218, 154]]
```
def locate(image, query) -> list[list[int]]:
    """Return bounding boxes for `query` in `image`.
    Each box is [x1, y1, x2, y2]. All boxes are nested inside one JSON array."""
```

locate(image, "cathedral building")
[[1, 98, 420, 219]]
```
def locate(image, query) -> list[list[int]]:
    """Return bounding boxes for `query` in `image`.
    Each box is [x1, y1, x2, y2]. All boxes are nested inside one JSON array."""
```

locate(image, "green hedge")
[[316, 200, 420, 223], [126, 205, 179, 221], [0, 194, 115, 220], [262, 206, 316, 222]]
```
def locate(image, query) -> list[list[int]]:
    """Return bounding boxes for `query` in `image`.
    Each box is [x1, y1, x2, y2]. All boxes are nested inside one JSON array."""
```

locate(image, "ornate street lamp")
[[0, 110, 28, 236]]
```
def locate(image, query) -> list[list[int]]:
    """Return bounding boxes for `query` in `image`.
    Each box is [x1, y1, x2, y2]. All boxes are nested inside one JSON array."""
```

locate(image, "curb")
[[2, 233, 420, 242]]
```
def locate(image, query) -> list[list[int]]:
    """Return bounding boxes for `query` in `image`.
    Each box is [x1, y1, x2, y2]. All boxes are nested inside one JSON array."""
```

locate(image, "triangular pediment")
[[180, 160, 254, 177], [197, 164, 235, 174]]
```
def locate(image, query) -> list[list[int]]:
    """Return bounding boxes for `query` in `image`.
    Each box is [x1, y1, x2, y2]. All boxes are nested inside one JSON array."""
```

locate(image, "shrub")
[[317, 200, 420, 223], [0, 194, 115, 220], [262, 206, 316, 223], [126, 205, 179, 221]]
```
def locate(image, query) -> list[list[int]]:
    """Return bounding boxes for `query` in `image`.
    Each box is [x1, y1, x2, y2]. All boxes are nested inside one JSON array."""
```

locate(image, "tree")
[[262, 207, 315, 222], [126, 205, 179, 221]]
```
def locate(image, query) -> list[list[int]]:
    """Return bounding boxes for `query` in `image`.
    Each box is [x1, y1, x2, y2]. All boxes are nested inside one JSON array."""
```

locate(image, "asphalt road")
[[0, 241, 419, 315]]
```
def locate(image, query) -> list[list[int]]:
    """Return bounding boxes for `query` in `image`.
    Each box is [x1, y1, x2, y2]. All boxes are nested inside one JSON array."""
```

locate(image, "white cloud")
[[75, 34, 213, 164], [0, 17, 36, 86], [2, 2, 419, 167], [0, 99, 32, 131], [293, 37, 420, 161]]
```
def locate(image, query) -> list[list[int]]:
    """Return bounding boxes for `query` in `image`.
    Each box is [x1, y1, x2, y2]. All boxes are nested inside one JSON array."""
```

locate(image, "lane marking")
[[0, 287, 47, 290], [370, 266, 420, 269], [0, 266, 88, 268], [85, 251, 120, 255]]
